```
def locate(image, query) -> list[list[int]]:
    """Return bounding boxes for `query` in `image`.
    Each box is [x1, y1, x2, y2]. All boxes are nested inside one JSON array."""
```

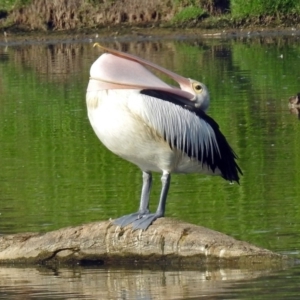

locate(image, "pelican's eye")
[[192, 82, 203, 93]]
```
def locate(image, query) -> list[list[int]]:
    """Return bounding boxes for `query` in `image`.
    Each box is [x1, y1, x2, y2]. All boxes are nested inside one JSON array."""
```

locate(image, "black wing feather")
[[141, 89, 243, 183]]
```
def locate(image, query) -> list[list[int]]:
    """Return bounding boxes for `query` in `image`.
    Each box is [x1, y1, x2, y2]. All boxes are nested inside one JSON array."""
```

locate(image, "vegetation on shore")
[[0, 0, 300, 33]]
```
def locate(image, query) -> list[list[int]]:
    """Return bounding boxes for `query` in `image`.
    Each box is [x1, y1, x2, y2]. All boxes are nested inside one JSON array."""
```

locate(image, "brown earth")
[[0, 0, 229, 32], [1, 0, 299, 38]]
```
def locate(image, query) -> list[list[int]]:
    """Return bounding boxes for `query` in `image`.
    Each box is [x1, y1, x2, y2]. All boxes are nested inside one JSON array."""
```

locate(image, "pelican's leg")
[[113, 171, 152, 227], [138, 171, 152, 214], [131, 171, 170, 230]]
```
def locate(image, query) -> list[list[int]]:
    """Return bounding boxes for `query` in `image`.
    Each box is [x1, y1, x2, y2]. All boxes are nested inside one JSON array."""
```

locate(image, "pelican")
[[86, 43, 242, 230]]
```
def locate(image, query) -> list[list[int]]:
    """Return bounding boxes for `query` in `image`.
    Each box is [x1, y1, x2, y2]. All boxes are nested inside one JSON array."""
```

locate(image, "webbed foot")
[[114, 212, 161, 230], [113, 212, 144, 228]]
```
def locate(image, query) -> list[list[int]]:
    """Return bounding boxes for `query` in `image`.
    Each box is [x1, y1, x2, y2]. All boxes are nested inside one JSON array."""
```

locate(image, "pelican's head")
[[90, 43, 210, 112], [186, 79, 210, 112]]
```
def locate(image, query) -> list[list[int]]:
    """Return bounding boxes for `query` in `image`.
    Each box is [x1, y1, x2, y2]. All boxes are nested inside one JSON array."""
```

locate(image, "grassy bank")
[[0, 0, 300, 33]]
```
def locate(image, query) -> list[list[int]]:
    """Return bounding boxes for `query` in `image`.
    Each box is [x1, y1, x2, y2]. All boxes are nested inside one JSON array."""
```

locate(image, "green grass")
[[172, 6, 206, 23], [231, 0, 300, 18], [0, 0, 31, 11]]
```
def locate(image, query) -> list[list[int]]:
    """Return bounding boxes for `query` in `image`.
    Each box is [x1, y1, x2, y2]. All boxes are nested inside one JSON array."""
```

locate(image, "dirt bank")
[[0, 0, 228, 32], [1, 0, 300, 41]]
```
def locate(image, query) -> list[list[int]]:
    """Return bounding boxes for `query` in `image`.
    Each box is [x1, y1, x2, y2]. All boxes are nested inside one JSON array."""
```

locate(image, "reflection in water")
[[0, 265, 295, 300], [9, 43, 86, 83], [1, 36, 300, 299]]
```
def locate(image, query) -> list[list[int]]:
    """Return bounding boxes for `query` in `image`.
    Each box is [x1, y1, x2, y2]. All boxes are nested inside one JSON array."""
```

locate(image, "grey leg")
[[138, 171, 152, 214], [131, 171, 171, 230], [113, 171, 152, 227], [155, 171, 170, 217]]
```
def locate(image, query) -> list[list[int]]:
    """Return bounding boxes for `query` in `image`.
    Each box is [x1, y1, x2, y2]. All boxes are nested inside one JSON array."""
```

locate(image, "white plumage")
[[86, 44, 242, 230]]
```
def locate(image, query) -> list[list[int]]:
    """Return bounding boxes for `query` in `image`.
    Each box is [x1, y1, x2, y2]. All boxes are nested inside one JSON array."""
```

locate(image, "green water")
[[1, 38, 300, 251], [0, 35, 300, 299]]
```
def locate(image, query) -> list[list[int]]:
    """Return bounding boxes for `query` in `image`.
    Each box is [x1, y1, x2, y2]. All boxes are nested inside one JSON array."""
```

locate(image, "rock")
[[0, 218, 289, 268]]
